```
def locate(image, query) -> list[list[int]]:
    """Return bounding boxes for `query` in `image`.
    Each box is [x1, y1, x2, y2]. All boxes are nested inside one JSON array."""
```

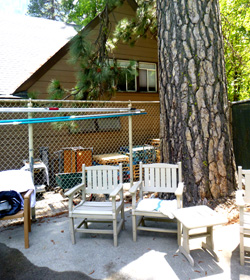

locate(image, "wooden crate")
[[64, 147, 93, 173]]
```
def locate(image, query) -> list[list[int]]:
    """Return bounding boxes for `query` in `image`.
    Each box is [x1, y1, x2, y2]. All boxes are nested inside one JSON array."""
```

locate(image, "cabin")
[[0, 0, 159, 102]]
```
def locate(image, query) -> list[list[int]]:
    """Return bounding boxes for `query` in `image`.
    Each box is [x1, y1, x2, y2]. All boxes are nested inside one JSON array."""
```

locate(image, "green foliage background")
[[220, 0, 250, 101]]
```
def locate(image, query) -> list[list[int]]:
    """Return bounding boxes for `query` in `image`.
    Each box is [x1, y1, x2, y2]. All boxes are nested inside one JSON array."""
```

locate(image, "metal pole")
[[0, 111, 146, 125], [28, 100, 34, 176], [0, 107, 138, 113], [128, 102, 133, 188], [28, 99, 35, 220]]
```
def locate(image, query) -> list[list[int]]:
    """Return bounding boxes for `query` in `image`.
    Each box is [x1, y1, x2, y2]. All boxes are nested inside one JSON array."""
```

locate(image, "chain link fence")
[[0, 99, 160, 223]]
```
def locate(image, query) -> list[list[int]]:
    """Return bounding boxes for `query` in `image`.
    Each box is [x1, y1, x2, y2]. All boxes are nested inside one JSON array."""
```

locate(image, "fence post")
[[128, 102, 133, 187], [28, 99, 36, 220]]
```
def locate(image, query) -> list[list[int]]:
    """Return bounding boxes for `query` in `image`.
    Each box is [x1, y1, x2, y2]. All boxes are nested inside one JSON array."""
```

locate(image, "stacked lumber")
[[93, 153, 130, 182], [119, 145, 157, 181], [146, 138, 160, 148], [146, 139, 161, 163]]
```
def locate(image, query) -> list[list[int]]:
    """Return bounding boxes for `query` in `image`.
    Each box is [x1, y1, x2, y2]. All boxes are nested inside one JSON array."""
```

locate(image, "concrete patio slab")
[[0, 204, 249, 280]]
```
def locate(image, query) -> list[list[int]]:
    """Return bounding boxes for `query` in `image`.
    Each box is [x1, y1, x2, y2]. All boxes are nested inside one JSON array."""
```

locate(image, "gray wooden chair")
[[129, 162, 184, 245], [236, 166, 250, 265], [65, 163, 125, 246]]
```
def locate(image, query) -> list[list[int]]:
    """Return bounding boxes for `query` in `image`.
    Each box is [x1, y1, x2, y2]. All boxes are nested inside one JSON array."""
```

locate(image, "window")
[[139, 62, 157, 92], [115, 60, 157, 93], [96, 117, 121, 132], [69, 118, 121, 134], [117, 60, 137, 92]]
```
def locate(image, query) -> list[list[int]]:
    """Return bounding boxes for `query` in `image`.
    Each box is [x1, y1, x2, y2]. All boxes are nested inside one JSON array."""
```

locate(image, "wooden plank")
[[166, 168, 171, 188], [93, 170, 97, 189], [108, 169, 112, 189], [87, 170, 92, 189], [245, 173, 250, 203], [64, 150, 75, 173], [141, 186, 175, 193], [77, 150, 92, 171], [98, 170, 102, 188], [161, 167, 165, 188], [114, 169, 118, 186], [103, 169, 108, 189], [172, 168, 177, 190], [144, 167, 149, 188], [137, 226, 177, 233], [150, 167, 155, 188], [155, 167, 160, 188]]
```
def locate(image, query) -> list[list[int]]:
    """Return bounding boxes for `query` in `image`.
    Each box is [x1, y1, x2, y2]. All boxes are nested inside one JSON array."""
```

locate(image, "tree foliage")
[[27, 0, 115, 26], [27, 0, 68, 21], [63, 0, 107, 26], [220, 0, 250, 101], [112, 0, 156, 46]]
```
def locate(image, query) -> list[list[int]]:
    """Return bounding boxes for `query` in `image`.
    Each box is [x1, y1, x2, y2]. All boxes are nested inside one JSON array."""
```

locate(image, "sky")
[[0, 0, 29, 16]]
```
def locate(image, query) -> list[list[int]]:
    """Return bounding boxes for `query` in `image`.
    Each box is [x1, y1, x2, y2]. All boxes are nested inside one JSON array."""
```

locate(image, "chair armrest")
[[130, 181, 142, 210], [110, 183, 123, 198], [236, 190, 245, 207], [175, 182, 184, 197], [24, 189, 34, 200], [129, 181, 142, 194], [65, 183, 85, 197]]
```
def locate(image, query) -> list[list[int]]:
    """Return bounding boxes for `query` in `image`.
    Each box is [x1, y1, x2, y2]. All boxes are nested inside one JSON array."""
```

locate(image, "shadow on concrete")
[[230, 245, 250, 280], [0, 242, 96, 280], [164, 247, 224, 279]]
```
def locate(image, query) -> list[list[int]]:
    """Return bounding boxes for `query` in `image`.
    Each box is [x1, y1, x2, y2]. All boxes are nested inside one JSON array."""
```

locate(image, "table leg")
[[31, 207, 36, 221], [201, 226, 219, 262], [179, 226, 194, 267]]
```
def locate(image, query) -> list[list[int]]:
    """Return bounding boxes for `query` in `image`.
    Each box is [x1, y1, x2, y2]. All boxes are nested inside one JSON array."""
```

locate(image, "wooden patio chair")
[[0, 189, 34, 249], [129, 162, 184, 245], [236, 166, 250, 265], [65, 163, 125, 246]]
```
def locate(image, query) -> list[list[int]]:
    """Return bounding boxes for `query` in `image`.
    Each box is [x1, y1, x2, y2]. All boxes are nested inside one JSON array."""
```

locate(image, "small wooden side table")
[[173, 205, 228, 266]]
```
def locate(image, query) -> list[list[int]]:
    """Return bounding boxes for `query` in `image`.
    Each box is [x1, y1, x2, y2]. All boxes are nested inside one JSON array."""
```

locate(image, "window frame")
[[115, 59, 158, 93], [117, 60, 137, 92], [138, 62, 157, 93]]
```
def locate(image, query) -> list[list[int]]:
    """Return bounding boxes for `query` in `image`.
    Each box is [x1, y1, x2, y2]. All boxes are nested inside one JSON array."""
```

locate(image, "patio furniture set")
[[0, 162, 249, 266]]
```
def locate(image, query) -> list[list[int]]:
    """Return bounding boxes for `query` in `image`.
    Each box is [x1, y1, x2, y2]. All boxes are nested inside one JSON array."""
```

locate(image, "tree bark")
[[156, 0, 237, 204]]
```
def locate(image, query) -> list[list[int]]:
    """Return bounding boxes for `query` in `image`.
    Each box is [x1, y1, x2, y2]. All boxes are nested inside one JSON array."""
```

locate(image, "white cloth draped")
[[0, 170, 36, 207], [136, 198, 178, 219]]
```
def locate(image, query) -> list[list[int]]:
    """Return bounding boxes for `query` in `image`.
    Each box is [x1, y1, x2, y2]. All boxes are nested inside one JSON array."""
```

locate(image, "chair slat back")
[[240, 167, 250, 204], [84, 164, 122, 194], [141, 162, 182, 193]]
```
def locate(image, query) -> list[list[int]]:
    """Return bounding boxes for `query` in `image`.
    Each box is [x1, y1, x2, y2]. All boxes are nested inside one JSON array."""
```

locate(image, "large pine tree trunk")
[[156, 0, 237, 204]]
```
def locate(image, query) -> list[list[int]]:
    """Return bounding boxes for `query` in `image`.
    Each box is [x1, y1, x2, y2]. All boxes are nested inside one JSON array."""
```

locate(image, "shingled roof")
[[0, 14, 77, 98]]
